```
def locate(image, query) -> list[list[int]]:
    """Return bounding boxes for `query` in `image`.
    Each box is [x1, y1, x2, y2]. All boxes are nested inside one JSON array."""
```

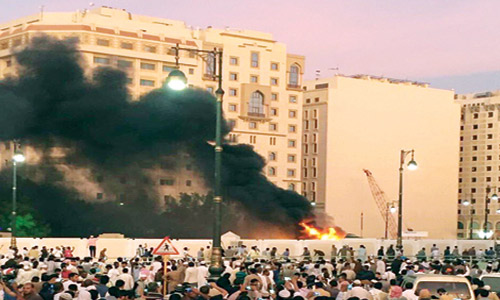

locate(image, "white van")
[[401, 274, 474, 300]]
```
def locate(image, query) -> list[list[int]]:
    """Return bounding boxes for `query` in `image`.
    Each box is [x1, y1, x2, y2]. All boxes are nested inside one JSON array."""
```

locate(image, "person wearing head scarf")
[[389, 286, 407, 300]]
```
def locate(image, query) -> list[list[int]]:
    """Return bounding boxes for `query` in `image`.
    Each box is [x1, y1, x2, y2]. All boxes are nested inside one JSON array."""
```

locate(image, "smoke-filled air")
[[0, 36, 314, 238]]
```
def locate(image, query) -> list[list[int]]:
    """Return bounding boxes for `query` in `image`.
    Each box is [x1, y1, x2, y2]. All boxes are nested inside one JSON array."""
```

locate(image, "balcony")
[[287, 83, 302, 91], [248, 112, 265, 118]]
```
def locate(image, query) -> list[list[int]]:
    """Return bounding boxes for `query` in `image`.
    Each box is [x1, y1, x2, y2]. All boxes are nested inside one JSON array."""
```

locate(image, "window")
[[270, 137, 276, 145], [271, 77, 278, 85], [189, 68, 194, 75], [6, 60, 12, 67], [487, 145, 493, 150], [117, 60, 133, 69], [96, 39, 110, 46], [303, 134, 308, 142], [488, 134, 493, 139], [304, 120, 309, 130], [140, 79, 155, 87], [140, 62, 155, 70], [271, 93, 278, 101], [287, 169, 296, 177], [163, 65, 175, 73], [489, 123, 494, 128], [96, 193, 104, 200], [487, 155, 492, 160], [228, 104, 237, 112], [303, 159, 307, 167], [269, 123, 278, 131], [472, 135, 477, 140], [94, 57, 110, 64], [250, 75, 258, 83], [473, 124, 479, 129], [270, 108, 278, 116], [313, 109, 318, 118], [249, 122, 257, 129], [268, 167, 276, 176], [120, 42, 133, 49], [472, 167, 477, 172], [289, 95, 297, 103], [288, 139, 296, 148], [314, 119, 319, 129], [288, 183, 295, 191], [289, 110, 297, 118], [271, 62, 279, 70], [230, 57, 239, 65], [489, 112, 494, 117], [228, 119, 236, 129], [487, 166, 492, 171], [304, 144, 308, 154], [251, 52, 259, 67], [472, 178, 477, 182], [289, 64, 300, 86], [205, 52, 215, 76], [160, 179, 175, 186], [288, 125, 297, 133], [248, 91, 265, 115], [288, 154, 296, 162], [144, 45, 157, 53], [472, 146, 477, 151], [269, 152, 277, 161], [186, 180, 192, 187], [472, 156, 477, 161], [474, 113, 479, 119], [229, 73, 238, 81], [229, 88, 238, 96]]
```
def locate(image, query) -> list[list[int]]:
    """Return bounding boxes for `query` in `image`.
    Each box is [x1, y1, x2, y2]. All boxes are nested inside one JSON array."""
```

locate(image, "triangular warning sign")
[[152, 236, 180, 256]]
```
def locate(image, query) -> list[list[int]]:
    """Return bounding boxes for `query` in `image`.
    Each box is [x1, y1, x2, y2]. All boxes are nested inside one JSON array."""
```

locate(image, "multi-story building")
[[0, 6, 304, 201], [302, 75, 459, 239], [456, 91, 500, 239]]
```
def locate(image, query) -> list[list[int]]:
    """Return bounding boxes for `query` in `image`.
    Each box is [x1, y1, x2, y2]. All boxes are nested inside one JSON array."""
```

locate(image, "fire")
[[299, 222, 346, 240]]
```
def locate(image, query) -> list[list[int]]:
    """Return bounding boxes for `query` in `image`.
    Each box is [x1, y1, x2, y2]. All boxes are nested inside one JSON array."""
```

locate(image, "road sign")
[[152, 236, 179, 256]]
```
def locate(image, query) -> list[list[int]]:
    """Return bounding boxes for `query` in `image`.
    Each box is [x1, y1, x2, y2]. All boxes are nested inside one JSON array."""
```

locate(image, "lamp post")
[[385, 201, 396, 239], [397, 149, 417, 250], [11, 142, 25, 248], [484, 186, 498, 240], [165, 44, 224, 279]]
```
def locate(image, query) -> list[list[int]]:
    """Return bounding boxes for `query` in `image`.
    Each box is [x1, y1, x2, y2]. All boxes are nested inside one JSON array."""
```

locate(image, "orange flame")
[[299, 222, 346, 240]]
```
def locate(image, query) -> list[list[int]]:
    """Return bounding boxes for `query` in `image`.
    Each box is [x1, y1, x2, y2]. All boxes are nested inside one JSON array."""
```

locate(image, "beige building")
[[455, 91, 500, 239], [0, 7, 304, 201], [302, 75, 459, 239]]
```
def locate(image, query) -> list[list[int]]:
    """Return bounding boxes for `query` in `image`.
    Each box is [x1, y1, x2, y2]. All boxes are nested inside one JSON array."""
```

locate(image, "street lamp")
[[165, 44, 224, 279], [462, 195, 474, 240], [385, 201, 396, 239], [11, 142, 25, 248], [397, 149, 417, 250], [484, 186, 497, 240]]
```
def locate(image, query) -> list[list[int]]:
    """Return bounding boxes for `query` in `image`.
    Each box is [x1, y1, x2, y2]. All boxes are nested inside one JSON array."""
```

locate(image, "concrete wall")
[[2, 237, 493, 259], [321, 76, 459, 239]]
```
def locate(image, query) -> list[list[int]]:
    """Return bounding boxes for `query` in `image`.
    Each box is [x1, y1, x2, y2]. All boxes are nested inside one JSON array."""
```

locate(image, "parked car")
[[402, 274, 474, 300]]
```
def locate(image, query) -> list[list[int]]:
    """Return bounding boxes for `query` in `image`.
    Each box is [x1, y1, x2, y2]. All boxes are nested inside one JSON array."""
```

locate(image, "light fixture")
[[496, 208, 500, 214], [492, 193, 499, 201], [389, 205, 397, 213], [462, 200, 470, 206], [13, 150, 25, 163], [311, 201, 316, 207], [407, 160, 418, 170], [165, 69, 187, 91], [477, 230, 494, 239], [119, 202, 124, 206]]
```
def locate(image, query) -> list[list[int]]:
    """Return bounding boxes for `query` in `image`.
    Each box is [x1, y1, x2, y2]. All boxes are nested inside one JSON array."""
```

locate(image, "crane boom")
[[363, 169, 398, 239]]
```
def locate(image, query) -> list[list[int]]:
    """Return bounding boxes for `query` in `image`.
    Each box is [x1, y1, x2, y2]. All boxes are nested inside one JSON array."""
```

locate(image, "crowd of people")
[[0, 241, 499, 300]]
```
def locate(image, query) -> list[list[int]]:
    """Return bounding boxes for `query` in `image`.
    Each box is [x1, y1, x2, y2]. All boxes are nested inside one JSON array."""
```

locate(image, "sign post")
[[152, 237, 179, 295]]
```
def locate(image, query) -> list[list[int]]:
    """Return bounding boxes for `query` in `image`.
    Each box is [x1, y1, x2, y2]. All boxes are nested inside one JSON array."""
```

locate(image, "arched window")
[[486, 222, 493, 230], [289, 64, 300, 86], [268, 167, 276, 176], [496, 222, 500, 230], [471, 221, 480, 229], [457, 222, 464, 229], [249, 91, 264, 116], [288, 183, 295, 191], [268, 152, 276, 161]]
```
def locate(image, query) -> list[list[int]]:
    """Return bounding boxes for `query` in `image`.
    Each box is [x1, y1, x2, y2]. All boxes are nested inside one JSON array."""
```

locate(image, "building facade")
[[302, 75, 460, 239], [0, 6, 304, 201], [456, 91, 500, 239]]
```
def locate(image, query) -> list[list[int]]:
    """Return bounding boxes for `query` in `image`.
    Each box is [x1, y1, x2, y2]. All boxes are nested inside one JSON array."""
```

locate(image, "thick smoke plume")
[[0, 36, 313, 237]]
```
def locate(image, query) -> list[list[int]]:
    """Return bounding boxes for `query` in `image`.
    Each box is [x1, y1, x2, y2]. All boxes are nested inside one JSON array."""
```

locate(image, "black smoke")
[[0, 36, 313, 237]]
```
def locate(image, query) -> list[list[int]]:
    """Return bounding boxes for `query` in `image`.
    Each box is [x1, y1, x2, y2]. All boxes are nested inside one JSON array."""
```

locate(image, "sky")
[[1, 0, 499, 94]]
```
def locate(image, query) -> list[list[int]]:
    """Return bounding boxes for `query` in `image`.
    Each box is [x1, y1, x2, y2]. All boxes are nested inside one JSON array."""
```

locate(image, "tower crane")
[[363, 169, 398, 239]]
